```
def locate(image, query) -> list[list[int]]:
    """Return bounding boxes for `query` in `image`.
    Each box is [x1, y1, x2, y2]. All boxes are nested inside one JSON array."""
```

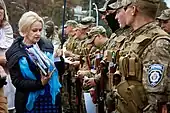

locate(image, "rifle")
[[84, 48, 91, 70], [75, 51, 84, 113], [105, 50, 117, 113], [95, 49, 108, 113], [95, 49, 102, 74], [79, 51, 84, 68], [157, 102, 168, 113], [96, 60, 108, 113]]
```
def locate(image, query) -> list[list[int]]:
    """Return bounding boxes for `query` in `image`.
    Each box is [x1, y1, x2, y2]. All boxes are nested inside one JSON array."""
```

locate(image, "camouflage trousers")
[[61, 70, 86, 113]]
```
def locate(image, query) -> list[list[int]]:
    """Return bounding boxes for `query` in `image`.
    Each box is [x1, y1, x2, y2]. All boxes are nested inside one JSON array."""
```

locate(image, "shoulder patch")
[[148, 64, 164, 87]]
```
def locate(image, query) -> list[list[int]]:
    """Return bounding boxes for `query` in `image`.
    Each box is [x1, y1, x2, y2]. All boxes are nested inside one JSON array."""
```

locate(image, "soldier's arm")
[[143, 38, 170, 112]]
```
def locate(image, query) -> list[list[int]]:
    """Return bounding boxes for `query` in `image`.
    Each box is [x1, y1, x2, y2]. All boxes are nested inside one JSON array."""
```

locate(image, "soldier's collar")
[[128, 21, 158, 42]]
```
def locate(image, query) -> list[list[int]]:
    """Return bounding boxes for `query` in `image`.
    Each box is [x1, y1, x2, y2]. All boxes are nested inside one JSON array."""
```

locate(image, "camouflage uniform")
[[112, 0, 170, 113], [79, 26, 113, 113], [76, 16, 96, 55], [74, 17, 96, 113], [157, 9, 170, 21], [62, 17, 95, 113], [63, 20, 78, 52], [62, 20, 78, 113]]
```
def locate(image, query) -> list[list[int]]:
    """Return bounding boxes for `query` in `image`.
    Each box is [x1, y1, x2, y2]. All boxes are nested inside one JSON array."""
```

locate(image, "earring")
[[132, 13, 134, 16]]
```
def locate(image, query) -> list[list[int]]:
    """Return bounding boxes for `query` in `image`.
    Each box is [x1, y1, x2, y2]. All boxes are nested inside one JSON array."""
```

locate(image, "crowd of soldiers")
[[8, 0, 170, 112], [1, 0, 170, 112], [50, 0, 170, 113]]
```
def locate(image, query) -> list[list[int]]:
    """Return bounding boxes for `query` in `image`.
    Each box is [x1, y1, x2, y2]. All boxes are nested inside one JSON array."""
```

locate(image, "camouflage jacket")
[[117, 21, 170, 113]]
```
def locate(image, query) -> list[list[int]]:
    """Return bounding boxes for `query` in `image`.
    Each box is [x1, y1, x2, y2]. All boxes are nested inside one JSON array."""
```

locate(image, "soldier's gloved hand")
[[0, 76, 7, 88]]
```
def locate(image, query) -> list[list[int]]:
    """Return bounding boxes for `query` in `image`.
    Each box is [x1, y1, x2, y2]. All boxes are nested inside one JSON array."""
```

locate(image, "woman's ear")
[[20, 31, 27, 37]]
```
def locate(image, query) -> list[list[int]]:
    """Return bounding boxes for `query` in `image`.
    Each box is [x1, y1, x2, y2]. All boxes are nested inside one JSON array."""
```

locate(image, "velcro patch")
[[148, 64, 164, 87]]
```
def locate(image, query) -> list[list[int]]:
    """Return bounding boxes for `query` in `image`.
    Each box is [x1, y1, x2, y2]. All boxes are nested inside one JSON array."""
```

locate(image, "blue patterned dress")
[[24, 85, 62, 113]]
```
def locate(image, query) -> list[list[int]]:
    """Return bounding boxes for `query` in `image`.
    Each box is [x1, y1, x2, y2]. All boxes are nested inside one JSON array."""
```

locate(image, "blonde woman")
[[6, 11, 61, 113]]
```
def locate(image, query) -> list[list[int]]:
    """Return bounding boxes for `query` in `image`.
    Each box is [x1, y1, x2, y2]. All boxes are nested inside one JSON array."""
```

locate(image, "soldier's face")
[[94, 34, 103, 47], [160, 19, 170, 33], [124, 5, 135, 26], [65, 26, 72, 35], [74, 28, 82, 39], [101, 14, 108, 24], [115, 8, 126, 28]]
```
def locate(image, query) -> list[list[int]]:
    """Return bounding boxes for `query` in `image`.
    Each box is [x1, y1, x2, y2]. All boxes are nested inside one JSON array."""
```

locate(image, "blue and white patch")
[[148, 64, 164, 87]]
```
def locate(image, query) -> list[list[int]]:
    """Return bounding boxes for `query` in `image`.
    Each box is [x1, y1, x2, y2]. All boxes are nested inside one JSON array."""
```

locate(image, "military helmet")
[[86, 26, 106, 44], [98, 0, 111, 13], [64, 20, 78, 28], [108, 0, 123, 10], [157, 9, 170, 21], [98, 0, 117, 13], [120, 0, 159, 8], [73, 23, 90, 31], [81, 16, 95, 25]]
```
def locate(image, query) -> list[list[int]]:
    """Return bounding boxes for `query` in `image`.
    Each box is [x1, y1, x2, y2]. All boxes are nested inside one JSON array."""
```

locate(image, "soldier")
[[76, 26, 108, 113], [112, 0, 170, 113], [62, 18, 95, 113], [78, 16, 96, 53], [63, 20, 78, 46], [157, 8, 170, 34], [60, 20, 78, 113], [64, 16, 95, 60], [78, 25, 111, 88], [98, 0, 120, 34], [99, 0, 132, 52], [80, 16, 96, 28], [64, 20, 78, 39], [63, 20, 78, 57], [108, 0, 132, 48]]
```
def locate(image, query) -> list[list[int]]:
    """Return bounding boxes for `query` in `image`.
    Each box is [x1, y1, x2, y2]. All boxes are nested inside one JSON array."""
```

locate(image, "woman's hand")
[[40, 68, 55, 86]]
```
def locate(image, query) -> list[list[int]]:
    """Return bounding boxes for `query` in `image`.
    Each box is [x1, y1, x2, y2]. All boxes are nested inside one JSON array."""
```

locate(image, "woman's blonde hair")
[[18, 11, 44, 36]]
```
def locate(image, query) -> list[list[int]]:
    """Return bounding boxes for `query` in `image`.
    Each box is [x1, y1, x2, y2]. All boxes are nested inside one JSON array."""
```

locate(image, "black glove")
[[0, 76, 7, 88]]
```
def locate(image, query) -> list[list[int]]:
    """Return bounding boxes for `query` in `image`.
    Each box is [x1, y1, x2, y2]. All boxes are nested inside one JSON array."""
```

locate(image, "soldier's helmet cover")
[[86, 26, 106, 44], [108, 0, 123, 10], [98, 0, 111, 12], [98, 0, 118, 13], [120, 0, 159, 7], [64, 20, 78, 28], [81, 16, 95, 25], [157, 9, 170, 21]]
